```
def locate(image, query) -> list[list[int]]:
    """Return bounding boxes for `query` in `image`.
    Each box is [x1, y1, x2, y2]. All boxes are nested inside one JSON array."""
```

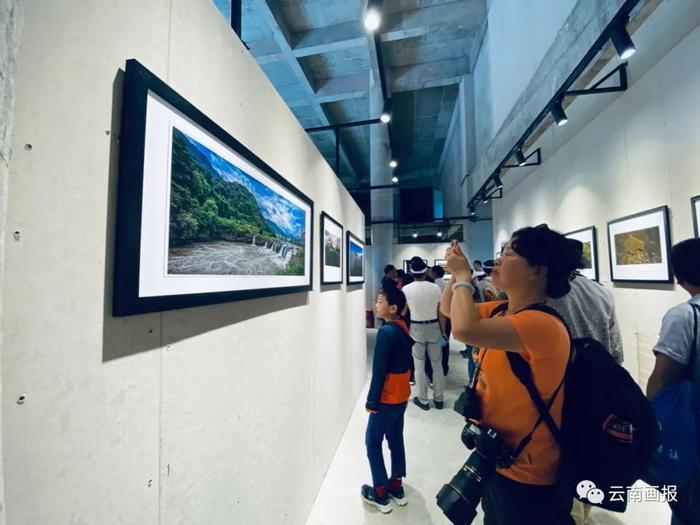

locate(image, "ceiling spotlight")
[[380, 98, 392, 123], [364, 1, 382, 32], [482, 198, 489, 204], [611, 25, 636, 60], [412, 230, 418, 239], [391, 175, 399, 183], [515, 147, 527, 166], [494, 172, 503, 189], [389, 159, 398, 169], [437, 231, 443, 237], [551, 100, 568, 126]]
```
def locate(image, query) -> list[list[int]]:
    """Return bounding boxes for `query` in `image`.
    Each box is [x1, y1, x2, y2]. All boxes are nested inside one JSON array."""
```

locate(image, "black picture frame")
[[564, 226, 599, 282], [113, 59, 314, 316], [606, 206, 672, 283], [346, 231, 365, 285], [320, 212, 343, 285], [692, 195, 699, 238]]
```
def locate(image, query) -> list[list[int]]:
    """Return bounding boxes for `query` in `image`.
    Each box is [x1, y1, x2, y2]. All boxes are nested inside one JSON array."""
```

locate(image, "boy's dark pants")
[[365, 402, 408, 488]]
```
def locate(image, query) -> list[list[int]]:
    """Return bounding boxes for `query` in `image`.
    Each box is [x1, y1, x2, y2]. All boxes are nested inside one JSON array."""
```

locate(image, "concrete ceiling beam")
[[381, 1, 487, 43], [292, 21, 367, 57], [314, 73, 369, 104], [255, 0, 360, 180], [390, 57, 469, 93]]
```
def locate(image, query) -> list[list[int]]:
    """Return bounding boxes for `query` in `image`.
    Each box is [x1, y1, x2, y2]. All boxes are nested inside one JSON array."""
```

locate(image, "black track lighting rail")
[[466, 0, 640, 214]]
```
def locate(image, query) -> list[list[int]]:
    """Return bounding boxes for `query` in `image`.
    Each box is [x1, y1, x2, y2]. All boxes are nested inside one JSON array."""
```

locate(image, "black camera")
[[453, 385, 481, 420], [436, 421, 516, 525]]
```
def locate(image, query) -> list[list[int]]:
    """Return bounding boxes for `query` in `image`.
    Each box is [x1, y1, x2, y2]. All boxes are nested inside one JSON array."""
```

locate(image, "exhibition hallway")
[[305, 332, 671, 525]]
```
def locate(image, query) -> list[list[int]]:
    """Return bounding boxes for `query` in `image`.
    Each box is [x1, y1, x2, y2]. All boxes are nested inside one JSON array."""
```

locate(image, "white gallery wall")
[[1, 1, 366, 524], [492, 4, 700, 386]]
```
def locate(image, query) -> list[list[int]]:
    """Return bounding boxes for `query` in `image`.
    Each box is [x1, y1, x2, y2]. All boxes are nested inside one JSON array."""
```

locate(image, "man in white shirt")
[[402, 258, 446, 409]]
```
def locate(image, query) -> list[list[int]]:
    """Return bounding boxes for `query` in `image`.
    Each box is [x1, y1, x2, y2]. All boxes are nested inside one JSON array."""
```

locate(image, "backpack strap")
[[507, 352, 564, 450], [687, 303, 699, 381], [488, 302, 567, 453]]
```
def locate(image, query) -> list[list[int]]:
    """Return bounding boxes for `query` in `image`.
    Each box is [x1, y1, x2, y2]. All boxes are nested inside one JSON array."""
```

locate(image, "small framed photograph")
[[564, 226, 599, 281], [607, 206, 672, 283], [692, 195, 699, 238], [433, 258, 451, 278], [346, 231, 365, 285], [113, 59, 313, 316], [320, 212, 343, 284]]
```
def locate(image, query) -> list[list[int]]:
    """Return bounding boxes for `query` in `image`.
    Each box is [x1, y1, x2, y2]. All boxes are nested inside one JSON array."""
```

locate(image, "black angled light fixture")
[[550, 100, 568, 126], [610, 23, 636, 59], [515, 147, 527, 166], [380, 98, 392, 123], [493, 171, 504, 189]]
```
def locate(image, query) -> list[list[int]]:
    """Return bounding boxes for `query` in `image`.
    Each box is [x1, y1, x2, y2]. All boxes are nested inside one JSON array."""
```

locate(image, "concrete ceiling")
[[213, 0, 487, 189]]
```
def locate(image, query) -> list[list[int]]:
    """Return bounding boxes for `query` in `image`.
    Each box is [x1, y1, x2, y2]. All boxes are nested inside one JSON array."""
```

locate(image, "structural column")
[[368, 77, 393, 307]]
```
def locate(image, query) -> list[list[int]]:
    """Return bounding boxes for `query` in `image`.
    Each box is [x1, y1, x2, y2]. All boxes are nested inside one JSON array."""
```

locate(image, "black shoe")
[[361, 484, 392, 513], [389, 486, 407, 506], [413, 397, 430, 411], [434, 400, 444, 410]]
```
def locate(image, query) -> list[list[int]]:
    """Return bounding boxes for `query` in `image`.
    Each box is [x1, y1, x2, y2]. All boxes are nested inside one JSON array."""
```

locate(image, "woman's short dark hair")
[[379, 286, 407, 313], [510, 224, 579, 298], [670, 238, 700, 286]]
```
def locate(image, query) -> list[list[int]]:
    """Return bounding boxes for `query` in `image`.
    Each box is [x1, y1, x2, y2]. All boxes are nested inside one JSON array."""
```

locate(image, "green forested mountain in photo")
[[169, 128, 276, 247]]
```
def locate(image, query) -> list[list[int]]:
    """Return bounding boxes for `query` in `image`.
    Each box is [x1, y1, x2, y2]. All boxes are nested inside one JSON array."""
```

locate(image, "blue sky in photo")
[[182, 131, 306, 239], [350, 241, 363, 256]]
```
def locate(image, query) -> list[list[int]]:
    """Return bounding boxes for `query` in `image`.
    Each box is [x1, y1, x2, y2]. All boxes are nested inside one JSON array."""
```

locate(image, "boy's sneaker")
[[434, 400, 444, 410], [360, 484, 392, 513], [413, 397, 430, 411], [388, 486, 407, 506]]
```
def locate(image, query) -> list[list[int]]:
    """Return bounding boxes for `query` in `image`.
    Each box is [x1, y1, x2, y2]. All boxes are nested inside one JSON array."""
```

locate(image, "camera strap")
[[488, 302, 568, 457]]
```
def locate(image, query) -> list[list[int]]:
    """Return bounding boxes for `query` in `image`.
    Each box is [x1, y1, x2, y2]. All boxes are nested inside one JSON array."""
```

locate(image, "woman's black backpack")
[[491, 303, 658, 512]]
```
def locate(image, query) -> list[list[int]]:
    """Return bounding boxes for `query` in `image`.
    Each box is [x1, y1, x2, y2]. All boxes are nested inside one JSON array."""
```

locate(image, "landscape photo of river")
[[167, 126, 307, 276]]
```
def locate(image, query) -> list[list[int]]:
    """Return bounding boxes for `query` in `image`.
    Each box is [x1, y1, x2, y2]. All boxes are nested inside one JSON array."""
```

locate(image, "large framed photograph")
[[346, 231, 365, 285], [113, 59, 313, 316], [606, 206, 672, 283], [433, 258, 451, 279], [564, 226, 599, 281], [320, 212, 343, 284], [693, 195, 699, 238]]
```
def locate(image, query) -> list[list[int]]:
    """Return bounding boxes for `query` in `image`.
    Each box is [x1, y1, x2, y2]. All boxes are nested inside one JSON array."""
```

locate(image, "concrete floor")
[[305, 330, 672, 525]]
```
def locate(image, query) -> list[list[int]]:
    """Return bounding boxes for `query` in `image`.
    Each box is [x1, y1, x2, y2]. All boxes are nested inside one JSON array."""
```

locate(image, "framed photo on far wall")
[[346, 231, 365, 285], [320, 212, 343, 284], [607, 206, 672, 283], [113, 59, 313, 316], [564, 226, 598, 281], [692, 195, 699, 237], [433, 258, 451, 278]]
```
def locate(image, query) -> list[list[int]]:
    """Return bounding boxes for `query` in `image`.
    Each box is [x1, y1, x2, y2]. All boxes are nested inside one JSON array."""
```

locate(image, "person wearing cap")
[[401, 257, 446, 410], [477, 259, 506, 302]]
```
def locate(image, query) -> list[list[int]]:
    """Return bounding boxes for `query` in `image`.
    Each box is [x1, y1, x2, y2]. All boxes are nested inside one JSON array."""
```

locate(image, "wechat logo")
[[576, 480, 605, 505]]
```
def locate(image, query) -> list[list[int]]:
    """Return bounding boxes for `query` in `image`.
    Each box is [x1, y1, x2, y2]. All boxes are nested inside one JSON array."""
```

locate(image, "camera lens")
[[436, 452, 492, 524]]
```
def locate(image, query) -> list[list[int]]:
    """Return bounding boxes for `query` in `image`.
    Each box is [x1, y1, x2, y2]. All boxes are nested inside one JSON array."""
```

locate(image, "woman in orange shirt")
[[441, 225, 578, 525]]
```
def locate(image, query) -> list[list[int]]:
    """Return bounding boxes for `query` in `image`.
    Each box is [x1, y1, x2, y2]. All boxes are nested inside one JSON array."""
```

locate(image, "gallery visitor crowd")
[[362, 230, 700, 525]]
